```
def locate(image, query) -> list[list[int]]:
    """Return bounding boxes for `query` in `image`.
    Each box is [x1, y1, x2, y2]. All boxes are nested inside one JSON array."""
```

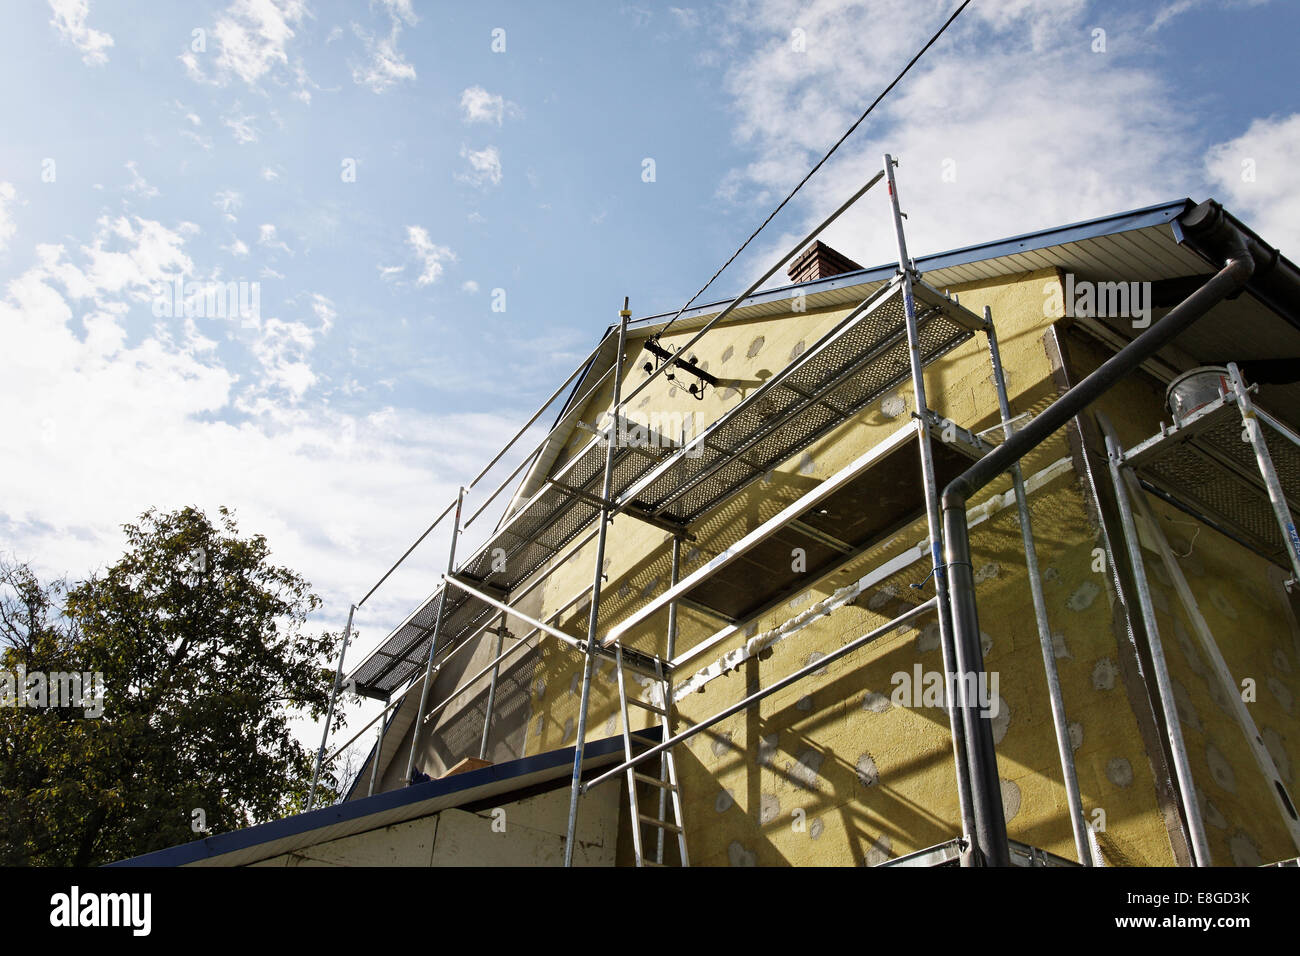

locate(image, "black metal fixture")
[[642, 336, 718, 401]]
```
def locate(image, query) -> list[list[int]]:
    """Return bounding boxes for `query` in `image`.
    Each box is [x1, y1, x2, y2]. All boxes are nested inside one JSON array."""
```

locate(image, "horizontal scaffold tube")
[[582, 598, 936, 793]]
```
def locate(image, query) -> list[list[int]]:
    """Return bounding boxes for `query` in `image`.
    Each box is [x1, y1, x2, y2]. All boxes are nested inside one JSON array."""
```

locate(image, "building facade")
[[122, 194, 1300, 868]]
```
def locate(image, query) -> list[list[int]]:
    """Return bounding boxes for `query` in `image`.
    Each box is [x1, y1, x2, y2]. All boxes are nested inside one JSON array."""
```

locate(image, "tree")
[[0, 506, 354, 866]]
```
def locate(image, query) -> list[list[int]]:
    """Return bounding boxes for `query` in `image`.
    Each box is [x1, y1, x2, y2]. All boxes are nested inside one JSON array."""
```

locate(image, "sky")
[[2, 0, 1298, 759]]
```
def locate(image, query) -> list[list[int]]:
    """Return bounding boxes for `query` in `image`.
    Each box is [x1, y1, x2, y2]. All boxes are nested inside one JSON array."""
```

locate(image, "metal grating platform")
[[606, 420, 983, 646], [878, 837, 1079, 867], [1122, 395, 1300, 564], [626, 280, 981, 523], [349, 275, 984, 698]]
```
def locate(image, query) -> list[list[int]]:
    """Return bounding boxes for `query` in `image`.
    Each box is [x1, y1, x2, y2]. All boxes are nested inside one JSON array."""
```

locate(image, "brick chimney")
[[786, 240, 863, 284]]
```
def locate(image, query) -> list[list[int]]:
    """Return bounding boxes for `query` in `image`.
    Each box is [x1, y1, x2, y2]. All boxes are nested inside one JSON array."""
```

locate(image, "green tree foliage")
[[0, 506, 353, 866]]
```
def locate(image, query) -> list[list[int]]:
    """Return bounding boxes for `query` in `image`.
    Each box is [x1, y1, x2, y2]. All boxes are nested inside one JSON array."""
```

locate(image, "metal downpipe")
[[983, 308, 1091, 865], [941, 246, 1256, 866]]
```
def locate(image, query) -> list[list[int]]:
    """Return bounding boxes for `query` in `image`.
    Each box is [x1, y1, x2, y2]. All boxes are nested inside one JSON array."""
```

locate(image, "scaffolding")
[[1099, 363, 1300, 865], [310, 154, 1270, 867]]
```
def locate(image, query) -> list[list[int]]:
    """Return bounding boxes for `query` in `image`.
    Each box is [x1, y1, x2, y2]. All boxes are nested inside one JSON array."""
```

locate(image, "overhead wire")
[[653, 0, 974, 343]]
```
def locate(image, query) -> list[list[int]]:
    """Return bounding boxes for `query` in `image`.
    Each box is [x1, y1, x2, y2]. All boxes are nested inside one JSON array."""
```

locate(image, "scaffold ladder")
[[614, 642, 689, 866]]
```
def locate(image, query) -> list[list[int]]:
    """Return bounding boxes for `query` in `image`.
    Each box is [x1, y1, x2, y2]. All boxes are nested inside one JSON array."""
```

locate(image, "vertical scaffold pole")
[[655, 534, 683, 864], [308, 602, 355, 810], [984, 307, 1090, 864], [882, 154, 978, 858], [563, 303, 630, 866], [368, 696, 388, 797], [1227, 363, 1300, 586], [1100, 417, 1212, 865], [479, 611, 508, 760], [404, 487, 466, 783]]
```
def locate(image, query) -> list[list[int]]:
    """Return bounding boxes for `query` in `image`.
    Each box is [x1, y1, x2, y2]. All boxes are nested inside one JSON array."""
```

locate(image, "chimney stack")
[[786, 241, 863, 284]]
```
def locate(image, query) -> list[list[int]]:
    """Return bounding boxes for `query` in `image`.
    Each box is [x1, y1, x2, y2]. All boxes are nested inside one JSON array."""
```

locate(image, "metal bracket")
[[545, 477, 695, 540], [642, 338, 720, 401]]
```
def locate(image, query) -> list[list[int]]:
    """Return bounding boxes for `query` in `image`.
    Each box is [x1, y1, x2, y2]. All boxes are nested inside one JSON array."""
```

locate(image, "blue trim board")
[[111, 729, 659, 867]]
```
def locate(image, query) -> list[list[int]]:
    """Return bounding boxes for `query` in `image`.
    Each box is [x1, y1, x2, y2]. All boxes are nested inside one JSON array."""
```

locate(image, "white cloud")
[[377, 0, 418, 21], [124, 161, 159, 199], [713, 0, 1204, 273], [211, 0, 307, 86], [245, 317, 319, 403], [457, 145, 503, 188], [459, 86, 519, 126], [461, 280, 480, 294], [291, 60, 316, 104], [1149, 0, 1199, 29], [34, 215, 194, 306], [175, 105, 210, 149], [182, 129, 214, 151], [310, 293, 337, 333], [178, 0, 316, 104], [622, 4, 654, 28], [0, 182, 17, 250], [406, 226, 456, 286], [1148, 0, 1271, 31], [258, 223, 293, 256], [213, 189, 242, 222], [261, 165, 282, 182], [180, 49, 204, 82], [48, 0, 114, 66], [1205, 112, 1300, 256], [351, 1, 418, 94], [668, 7, 700, 29], [225, 238, 250, 257], [0, 209, 522, 671], [223, 107, 260, 144]]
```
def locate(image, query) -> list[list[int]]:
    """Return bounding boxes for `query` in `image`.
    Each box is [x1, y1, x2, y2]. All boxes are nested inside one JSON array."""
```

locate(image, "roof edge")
[[111, 731, 650, 867]]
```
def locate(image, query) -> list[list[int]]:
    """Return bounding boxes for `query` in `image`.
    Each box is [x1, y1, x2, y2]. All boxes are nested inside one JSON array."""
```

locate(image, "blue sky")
[[2, 0, 1298, 753]]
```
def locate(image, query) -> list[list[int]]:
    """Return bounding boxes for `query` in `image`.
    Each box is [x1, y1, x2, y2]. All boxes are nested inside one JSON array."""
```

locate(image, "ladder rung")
[[638, 813, 683, 834], [628, 698, 670, 717], [634, 771, 677, 790]]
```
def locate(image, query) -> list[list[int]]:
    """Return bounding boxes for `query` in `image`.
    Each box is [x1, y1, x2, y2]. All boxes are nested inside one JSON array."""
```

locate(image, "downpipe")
[[941, 244, 1255, 866]]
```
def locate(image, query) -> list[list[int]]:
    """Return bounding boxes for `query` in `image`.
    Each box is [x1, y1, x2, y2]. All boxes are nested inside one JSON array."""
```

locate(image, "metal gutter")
[[1176, 199, 1300, 331], [628, 199, 1192, 332]]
